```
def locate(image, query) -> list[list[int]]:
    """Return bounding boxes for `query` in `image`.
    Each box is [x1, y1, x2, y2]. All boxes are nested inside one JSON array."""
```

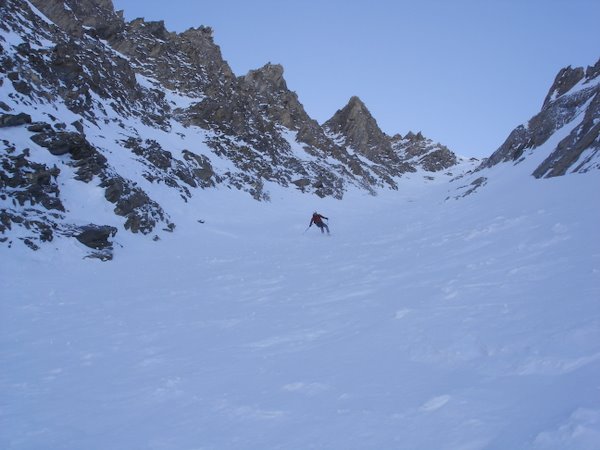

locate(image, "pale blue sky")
[[112, 0, 599, 158]]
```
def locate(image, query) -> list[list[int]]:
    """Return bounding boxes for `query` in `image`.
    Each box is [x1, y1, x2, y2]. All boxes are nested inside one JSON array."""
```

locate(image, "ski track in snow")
[[1, 155, 600, 449]]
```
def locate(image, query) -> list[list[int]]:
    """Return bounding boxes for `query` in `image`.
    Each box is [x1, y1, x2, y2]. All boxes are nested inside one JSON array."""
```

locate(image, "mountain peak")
[[323, 96, 391, 161], [542, 58, 600, 109], [482, 58, 600, 177], [181, 25, 214, 38], [347, 95, 366, 108], [241, 63, 287, 93], [542, 65, 585, 108], [324, 96, 377, 135]]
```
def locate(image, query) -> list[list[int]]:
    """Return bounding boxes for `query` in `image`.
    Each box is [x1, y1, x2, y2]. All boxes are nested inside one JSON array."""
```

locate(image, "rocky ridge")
[[447, 58, 600, 199], [324, 96, 464, 183], [480, 59, 600, 177], [1, 0, 472, 257]]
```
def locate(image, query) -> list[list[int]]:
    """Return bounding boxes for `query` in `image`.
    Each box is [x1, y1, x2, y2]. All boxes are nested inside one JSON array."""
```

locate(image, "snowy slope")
[[2, 146, 599, 449], [1, 1, 599, 448]]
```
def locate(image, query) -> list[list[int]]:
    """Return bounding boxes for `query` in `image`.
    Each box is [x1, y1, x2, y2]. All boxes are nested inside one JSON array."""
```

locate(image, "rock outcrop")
[[390, 132, 459, 172]]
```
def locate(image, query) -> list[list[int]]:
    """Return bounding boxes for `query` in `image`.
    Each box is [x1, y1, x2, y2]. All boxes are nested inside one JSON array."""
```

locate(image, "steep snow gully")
[[2, 156, 599, 449]]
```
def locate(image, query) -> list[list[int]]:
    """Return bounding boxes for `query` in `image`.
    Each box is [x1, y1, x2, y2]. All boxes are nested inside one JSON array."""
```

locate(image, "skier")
[[309, 211, 330, 234]]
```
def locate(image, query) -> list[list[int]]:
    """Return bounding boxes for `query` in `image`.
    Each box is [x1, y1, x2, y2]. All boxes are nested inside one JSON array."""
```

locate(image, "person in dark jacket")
[[309, 211, 330, 234]]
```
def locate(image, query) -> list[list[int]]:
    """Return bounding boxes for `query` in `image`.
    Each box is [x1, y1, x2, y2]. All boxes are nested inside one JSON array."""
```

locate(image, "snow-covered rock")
[[480, 58, 600, 177]]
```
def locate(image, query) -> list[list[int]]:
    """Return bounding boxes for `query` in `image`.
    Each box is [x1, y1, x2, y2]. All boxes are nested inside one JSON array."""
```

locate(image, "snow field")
[[2, 159, 600, 449]]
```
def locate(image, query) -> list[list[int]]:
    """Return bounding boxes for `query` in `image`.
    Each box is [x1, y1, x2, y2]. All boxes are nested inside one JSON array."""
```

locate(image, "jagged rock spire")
[[323, 96, 393, 161]]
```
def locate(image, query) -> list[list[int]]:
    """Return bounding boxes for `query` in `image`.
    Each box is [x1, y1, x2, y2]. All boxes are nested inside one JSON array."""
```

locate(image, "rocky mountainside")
[[9, 2, 599, 258], [448, 58, 600, 199], [0, 0, 471, 257], [323, 96, 466, 183], [480, 59, 600, 177], [324, 96, 396, 163]]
